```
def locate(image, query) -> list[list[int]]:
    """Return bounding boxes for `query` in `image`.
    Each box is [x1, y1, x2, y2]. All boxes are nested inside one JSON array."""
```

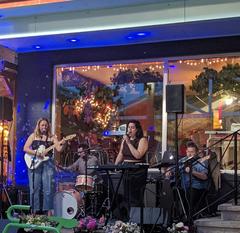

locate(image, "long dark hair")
[[126, 120, 144, 139]]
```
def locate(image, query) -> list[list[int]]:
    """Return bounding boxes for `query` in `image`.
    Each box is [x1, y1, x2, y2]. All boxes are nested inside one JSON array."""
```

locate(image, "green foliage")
[[111, 68, 163, 84], [190, 67, 218, 96], [218, 63, 240, 94], [190, 63, 240, 97]]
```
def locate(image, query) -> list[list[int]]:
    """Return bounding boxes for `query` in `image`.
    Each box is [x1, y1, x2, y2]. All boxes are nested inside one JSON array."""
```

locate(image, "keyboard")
[[88, 163, 149, 171]]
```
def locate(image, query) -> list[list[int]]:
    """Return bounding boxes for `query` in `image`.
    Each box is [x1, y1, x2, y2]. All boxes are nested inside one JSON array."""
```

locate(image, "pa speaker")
[[166, 84, 185, 113], [129, 207, 169, 226], [0, 97, 13, 121]]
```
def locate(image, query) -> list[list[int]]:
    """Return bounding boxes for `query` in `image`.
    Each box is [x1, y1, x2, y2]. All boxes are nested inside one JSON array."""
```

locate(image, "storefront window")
[[54, 62, 164, 165], [168, 56, 240, 169], [53, 56, 240, 169]]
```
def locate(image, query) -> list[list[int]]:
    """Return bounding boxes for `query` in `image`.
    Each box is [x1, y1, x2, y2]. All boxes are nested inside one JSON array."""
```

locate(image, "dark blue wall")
[[16, 36, 240, 184]]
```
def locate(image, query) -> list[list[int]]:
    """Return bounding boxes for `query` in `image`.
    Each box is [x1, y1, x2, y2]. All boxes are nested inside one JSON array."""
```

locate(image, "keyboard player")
[[115, 120, 148, 220]]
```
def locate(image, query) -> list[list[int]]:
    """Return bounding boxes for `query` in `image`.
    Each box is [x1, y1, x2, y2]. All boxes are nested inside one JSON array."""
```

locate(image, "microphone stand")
[[84, 149, 89, 216], [188, 161, 193, 226], [30, 148, 38, 214]]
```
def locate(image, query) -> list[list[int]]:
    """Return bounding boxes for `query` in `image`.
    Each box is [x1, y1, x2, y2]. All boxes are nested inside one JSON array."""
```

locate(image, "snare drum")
[[75, 175, 94, 191], [54, 189, 84, 219]]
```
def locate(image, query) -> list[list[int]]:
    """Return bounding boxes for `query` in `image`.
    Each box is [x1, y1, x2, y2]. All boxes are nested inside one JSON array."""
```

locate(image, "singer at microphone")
[[23, 117, 66, 215], [114, 120, 148, 221]]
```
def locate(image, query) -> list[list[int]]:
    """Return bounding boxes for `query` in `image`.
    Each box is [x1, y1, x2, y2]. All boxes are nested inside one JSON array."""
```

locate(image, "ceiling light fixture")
[[126, 32, 150, 40], [68, 38, 78, 43], [127, 36, 133, 39], [136, 32, 147, 36]]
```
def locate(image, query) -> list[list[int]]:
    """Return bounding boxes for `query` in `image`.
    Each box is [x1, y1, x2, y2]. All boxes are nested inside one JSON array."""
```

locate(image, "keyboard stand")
[[103, 169, 126, 225]]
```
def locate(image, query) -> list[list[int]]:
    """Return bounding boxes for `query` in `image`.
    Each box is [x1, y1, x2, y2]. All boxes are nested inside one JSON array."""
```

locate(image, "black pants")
[[181, 187, 206, 217], [123, 167, 148, 219]]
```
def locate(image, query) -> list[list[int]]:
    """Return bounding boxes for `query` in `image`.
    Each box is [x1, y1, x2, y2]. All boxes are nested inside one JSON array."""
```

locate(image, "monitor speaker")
[[166, 84, 185, 113], [0, 97, 13, 121], [129, 207, 169, 226]]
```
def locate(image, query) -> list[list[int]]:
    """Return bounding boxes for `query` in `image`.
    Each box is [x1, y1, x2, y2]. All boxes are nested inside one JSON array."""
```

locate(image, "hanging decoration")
[[60, 70, 121, 133]]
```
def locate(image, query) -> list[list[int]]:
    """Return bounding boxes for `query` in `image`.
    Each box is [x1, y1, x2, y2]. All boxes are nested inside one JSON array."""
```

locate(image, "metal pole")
[[233, 131, 238, 205], [161, 60, 168, 156], [208, 78, 213, 114], [175, 113, 179, 188]]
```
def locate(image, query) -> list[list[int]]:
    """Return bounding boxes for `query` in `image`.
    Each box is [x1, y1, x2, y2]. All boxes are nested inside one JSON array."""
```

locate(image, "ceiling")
[[0, 0, 240, 53], [0, 0, 162, 17], [0, 17, 239, 53]]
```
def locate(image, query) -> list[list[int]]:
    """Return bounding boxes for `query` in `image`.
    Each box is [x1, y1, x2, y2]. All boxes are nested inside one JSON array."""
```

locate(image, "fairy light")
[[71, 95, 117, 129], [178, 57, 230, 67], [0, 121, 9, 177], [59, 61, 164, 74], [0, 124, 3, 133], [58, 58, 234, 74]]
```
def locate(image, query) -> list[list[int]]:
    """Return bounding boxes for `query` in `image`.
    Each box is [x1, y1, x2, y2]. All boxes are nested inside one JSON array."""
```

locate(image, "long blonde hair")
[[34, 118, 52, 138]]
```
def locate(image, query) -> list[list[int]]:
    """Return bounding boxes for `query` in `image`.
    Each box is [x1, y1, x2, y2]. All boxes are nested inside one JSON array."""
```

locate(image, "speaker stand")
[[174, 113, 179, 188], [172, 112, 181, 222]]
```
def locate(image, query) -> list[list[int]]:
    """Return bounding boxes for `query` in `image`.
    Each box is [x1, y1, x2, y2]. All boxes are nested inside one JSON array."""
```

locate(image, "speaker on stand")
[[166, 84, 185, 114], [166, 84, 185, 222]]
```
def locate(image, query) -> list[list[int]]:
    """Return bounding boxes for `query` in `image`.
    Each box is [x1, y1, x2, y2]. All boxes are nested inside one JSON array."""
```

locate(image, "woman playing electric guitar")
[[23, 117, 67, 216]]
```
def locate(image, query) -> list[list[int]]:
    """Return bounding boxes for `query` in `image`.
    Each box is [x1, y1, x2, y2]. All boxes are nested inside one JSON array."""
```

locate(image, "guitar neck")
[[44, 138, 65, 154], [43, 134, 75, 154], [44, 144, 56, 154]]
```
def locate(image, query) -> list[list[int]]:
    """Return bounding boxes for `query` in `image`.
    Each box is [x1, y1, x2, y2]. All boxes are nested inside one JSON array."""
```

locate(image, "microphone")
[[41, 129, 47, 135], [123, 132, 129, 140], [126, 131, 131, 137]]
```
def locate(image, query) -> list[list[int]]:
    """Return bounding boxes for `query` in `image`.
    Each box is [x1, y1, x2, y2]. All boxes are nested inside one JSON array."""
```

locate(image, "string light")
[[0, 121, 9, 178], [72, 96, 117, 129], [177, 57, 229, 66], [59, 57, 237, 74], [0, 121, 9, 141], [60, 61, 164, 73]]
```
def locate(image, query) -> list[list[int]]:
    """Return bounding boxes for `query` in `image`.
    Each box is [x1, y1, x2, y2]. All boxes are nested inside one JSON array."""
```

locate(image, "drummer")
[[61, 143, 99, 177]]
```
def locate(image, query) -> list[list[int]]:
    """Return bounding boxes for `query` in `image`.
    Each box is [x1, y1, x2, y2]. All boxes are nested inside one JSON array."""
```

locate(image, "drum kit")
[[54, 174, 105, 219]]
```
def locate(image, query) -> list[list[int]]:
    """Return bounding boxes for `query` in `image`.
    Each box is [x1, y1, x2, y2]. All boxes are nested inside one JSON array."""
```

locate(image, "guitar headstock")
[[64, 134, 77, 141]]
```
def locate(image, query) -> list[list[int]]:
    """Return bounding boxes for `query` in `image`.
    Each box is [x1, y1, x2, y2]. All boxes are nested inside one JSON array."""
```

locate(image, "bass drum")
[[54, 189, 84, 219]]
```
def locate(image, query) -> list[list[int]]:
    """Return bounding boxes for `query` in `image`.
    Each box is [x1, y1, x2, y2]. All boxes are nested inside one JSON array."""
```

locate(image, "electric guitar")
[[24, 134, 76, 169]]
